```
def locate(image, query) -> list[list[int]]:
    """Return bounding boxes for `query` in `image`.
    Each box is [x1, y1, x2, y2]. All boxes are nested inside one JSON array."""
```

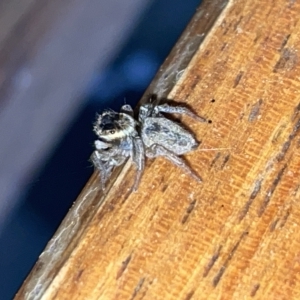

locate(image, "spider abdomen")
[[141, 117, 199, 155]]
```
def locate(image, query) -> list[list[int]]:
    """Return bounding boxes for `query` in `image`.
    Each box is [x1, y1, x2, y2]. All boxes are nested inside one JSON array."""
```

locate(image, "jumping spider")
[[91, 98, 206, 191]]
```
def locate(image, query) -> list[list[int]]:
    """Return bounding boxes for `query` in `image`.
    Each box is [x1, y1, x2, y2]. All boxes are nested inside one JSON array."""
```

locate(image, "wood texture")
[[16, 0, 300, 299]]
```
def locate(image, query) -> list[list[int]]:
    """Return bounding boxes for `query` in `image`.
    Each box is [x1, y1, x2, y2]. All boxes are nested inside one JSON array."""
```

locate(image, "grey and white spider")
[[91, 105, 144, 191], [91, 99, 206, 191]]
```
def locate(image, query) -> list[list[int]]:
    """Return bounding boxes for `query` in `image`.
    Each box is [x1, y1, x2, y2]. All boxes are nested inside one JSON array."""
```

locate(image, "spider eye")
[[99, 113, 119, 130], [110, 130, 115, 134]]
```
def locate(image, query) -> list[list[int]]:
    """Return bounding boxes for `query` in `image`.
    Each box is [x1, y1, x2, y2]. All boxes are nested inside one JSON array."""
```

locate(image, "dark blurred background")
[[0, 0, 200, 298]]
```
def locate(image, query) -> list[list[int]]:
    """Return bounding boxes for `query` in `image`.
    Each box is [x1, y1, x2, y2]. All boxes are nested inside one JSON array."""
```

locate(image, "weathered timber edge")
[[15, 1, 228, 299], [17, 0, 300, 298]]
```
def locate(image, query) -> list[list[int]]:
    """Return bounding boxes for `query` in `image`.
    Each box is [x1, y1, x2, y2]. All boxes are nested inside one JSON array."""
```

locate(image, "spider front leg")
[[95, 140, 112, 150], [155, 104, 206, 123], [131, 137, 145, 191], [146, 144, 202, 183], [90, 151, 113, 191], [91, 145, 127, 191]]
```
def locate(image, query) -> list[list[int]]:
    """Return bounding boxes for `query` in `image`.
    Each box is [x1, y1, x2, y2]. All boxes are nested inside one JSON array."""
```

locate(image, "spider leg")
[[91, 146, 127, 189], [155, 104, 206, 122], [90, 151, 113, 190], [95, 140, 111, 150], [131, 137, 145, 191], [146, 144, 202, 183]]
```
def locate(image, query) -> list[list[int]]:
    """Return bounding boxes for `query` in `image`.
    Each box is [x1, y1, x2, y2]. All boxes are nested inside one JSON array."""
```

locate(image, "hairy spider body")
[[141, 117, 198, 155], [139, 102, 205, 183], [93, 110, 137, 142], [91, 105, 145, 191], [91, 100, 206, 192]]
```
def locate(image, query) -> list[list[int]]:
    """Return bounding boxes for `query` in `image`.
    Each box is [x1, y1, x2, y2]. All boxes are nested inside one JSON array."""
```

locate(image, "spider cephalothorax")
[[91, 99, 206, 192], [91, 105, 145, 191], [93, 109, 137, 142]]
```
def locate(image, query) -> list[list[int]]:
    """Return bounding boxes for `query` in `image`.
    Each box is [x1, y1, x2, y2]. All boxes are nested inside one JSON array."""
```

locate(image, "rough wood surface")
[[16, 0, 300, 299]]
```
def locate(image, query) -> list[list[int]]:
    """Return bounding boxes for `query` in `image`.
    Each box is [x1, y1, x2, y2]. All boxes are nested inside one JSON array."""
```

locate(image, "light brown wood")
[[16, 0, 300, 299]]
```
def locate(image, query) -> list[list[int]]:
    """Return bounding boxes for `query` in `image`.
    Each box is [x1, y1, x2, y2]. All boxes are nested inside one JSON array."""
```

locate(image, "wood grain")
[[16, 0, 300, 299]]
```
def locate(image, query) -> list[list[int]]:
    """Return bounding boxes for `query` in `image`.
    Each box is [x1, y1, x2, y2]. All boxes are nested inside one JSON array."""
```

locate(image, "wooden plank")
[[15, 0, 300, 299]]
